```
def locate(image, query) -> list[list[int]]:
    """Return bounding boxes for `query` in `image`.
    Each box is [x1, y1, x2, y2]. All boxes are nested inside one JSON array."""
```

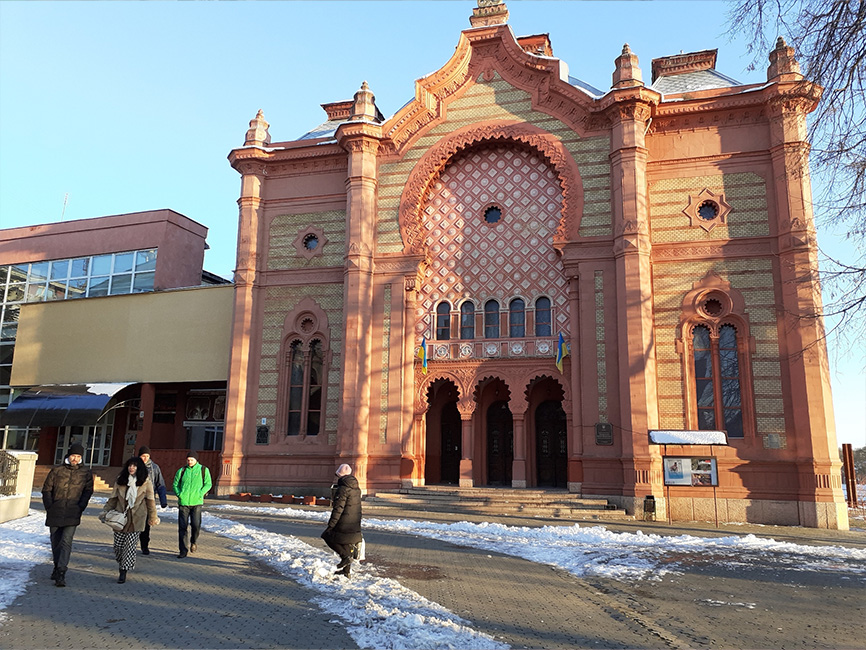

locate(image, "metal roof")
[[651, 69, 743, 95]]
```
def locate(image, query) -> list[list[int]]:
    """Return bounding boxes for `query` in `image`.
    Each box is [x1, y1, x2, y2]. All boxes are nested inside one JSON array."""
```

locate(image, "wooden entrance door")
[[487, 400, 513, 485], [440, 401, 461, 484], [535, 400, 567, 488]]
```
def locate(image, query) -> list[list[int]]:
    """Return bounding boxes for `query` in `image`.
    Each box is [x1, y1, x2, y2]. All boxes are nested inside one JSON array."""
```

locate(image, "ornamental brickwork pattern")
[[268, 211, 346, 270], [376, 74, 611, 253]]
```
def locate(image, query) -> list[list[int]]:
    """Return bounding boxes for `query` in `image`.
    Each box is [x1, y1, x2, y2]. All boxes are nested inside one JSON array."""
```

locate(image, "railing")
[[0, 450, 20, 496]]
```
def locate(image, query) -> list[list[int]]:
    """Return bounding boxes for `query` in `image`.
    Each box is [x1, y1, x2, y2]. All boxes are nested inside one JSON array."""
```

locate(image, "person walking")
[[172, 450, 212, 558], [321, 463, 362, 578], [100, 456, 159, 583], [137, 446, 167, 555], [41, 442, 94, 587]]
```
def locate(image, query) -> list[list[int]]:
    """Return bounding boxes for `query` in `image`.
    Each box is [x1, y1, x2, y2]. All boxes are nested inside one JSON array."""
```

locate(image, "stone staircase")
[[32, 465, 117, 492], [364, 486, 632, 520]]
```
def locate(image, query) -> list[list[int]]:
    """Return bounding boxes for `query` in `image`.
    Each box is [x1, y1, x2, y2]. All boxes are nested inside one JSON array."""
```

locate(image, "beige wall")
[[11, 285, 233, 385]]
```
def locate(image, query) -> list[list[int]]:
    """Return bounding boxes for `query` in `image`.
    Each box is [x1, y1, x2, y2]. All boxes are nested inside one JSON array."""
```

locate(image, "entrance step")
[[365, 486, 632, 521], [32, 464, 116, 492]]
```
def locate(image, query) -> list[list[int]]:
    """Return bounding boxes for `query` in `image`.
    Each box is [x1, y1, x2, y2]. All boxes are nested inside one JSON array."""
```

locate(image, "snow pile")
[[0, 512, 50, 624]]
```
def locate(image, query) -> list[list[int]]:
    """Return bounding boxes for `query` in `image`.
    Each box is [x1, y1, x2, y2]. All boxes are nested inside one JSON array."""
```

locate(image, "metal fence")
[[0, 450, 20, 496]]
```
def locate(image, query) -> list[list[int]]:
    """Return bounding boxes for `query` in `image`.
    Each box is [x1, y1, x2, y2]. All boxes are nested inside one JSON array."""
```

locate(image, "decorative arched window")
[[287, 338, 324, 436], [678, 274, 754, 440], [484, 300, 500, 338], [460, 301, 475, 339], [535, 297, 552, 337], [436, 301, 451, 340], [509, 298, 525, 338]]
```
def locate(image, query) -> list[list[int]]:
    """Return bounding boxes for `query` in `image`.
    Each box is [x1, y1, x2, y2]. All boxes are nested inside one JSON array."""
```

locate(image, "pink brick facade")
[[222, 3, 847, 528]]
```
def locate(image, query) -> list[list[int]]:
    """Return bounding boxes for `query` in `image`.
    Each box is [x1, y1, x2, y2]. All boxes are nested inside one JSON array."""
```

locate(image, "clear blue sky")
[[0, 1, 863, 447]]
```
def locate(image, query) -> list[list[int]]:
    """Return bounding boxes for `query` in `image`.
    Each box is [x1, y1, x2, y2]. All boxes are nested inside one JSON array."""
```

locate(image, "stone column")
[[222, 111, 272, 495], [766, 39, 847, 529], [457, 399, 475, 487], [511, 410, 527, 488], [566, 274, 583, 491], [335, 84, 383, 491], [607, 46, 662, 512]]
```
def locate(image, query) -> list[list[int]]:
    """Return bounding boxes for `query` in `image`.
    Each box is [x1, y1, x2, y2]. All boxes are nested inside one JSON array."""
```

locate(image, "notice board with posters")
[[663, 457, 718, 486]]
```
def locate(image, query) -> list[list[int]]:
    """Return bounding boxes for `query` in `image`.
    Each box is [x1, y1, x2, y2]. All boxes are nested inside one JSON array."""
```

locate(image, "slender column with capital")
[[566, 274, 583, 491], [765, 40, 846, 528], [458, 400, 475, 487], [607, 46, 662, 509], [511, 411, 527, 488]]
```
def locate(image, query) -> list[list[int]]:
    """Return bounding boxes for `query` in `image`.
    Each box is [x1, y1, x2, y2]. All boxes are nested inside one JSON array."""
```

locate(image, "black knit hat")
[[68, 443, 85, 457], [186, 449, 199, 460], [138, 446, 151, 456]]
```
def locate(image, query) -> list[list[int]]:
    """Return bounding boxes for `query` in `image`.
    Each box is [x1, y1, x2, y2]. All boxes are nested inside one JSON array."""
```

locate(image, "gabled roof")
[[651, 68, 743, 95]]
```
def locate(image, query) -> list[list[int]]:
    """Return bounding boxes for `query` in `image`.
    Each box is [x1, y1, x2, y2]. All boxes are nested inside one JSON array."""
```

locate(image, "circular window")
[[302, 234, 319, 250], [697, 200, 719, 221], [702, 298, 723, 317], [484, 206, 502, 224]]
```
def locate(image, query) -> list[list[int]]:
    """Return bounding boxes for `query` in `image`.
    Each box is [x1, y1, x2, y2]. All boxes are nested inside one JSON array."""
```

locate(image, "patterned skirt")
[[113, 531, 140, 570]]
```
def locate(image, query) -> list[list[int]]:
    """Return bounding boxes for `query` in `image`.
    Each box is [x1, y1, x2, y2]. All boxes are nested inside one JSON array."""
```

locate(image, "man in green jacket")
[[172, 450, 212, 558]]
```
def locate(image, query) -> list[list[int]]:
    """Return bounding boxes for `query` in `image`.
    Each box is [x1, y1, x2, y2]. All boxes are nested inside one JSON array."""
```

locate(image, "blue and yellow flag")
[[555, 332, 568, 374], [417, 336, 428, 375]]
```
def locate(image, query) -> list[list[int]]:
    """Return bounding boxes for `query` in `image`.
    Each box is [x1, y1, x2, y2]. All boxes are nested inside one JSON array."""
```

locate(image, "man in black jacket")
[[321, 463, 362, 577], [42, 443, 94, 587], [137, 446, 167, 555]]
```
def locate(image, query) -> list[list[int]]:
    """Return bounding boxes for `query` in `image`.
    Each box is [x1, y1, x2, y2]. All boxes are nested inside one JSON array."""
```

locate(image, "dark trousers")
[[321, 529, 353, 562], [49, 525, 77, 571], [177, 504, 201, 554], [140, 519, 152, 551]]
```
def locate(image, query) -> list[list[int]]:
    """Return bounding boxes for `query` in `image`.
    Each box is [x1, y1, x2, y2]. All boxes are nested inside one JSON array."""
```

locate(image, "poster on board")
[[663, 457, 718, 486]]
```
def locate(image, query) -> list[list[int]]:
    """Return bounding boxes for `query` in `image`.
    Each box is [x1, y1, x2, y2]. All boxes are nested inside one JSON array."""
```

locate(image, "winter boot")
[[55, 570, 66, 587], [336, 556, 352, 570], [50, 566, 59, 581], [334, 563, 351, 578], [117, 570, 127, 584]]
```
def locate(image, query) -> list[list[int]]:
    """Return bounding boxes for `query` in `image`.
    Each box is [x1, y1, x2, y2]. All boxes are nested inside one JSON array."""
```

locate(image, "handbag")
[[352, 537, 366, 562], [100, 509, 127, 531]]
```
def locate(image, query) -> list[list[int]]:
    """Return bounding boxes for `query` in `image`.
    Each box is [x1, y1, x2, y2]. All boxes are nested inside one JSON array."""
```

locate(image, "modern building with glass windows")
[[0, 209, 232, 486]]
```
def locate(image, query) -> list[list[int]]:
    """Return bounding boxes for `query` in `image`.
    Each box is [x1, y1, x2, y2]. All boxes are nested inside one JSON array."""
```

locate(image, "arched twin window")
[[286, 339, 324, 437], [691, 324, 744, 437]]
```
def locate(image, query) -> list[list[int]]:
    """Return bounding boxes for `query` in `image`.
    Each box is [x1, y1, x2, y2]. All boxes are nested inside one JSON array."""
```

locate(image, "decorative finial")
[[612, 44, 643, 89], [244, 109, 271, 146], [768, 36, 801, 81], [351, 81, 379, 123], [470, 0, 508, 27]]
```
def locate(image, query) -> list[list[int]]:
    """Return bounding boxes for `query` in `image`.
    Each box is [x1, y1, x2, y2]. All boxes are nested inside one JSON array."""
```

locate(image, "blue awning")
[[0, 383, 132, 427]]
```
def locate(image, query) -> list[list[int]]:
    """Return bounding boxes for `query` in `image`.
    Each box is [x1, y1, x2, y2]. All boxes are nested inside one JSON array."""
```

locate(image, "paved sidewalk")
[[0, 499, 356, 650]]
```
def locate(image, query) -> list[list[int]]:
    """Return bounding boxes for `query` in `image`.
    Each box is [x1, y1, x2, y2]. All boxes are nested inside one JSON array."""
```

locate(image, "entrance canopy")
[[0, 383, 133, 428]]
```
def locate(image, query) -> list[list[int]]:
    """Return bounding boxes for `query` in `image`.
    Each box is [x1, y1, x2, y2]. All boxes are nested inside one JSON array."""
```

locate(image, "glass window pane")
[[720, 349, 739, 378], [460, 302, 475, 340], [70, 258, 89, 278], [306, 411, 320, 436], [113, 252, 134, 274], [308, 385, 322, 411], [2, 305, 19, 324], [25, 282, 47, 302], [109, 274, 132, 295], [46, 280, 67, 301], [0, 344, 13, 364], [696, 378, 715, 407], [724, 409, 744, 437], [29, 262, 48, 282], [535, 297, 551, 337], [10, 265, 29, 283], [0, 266, 7, 284], [132, 272, 155, 293], [50, 260, 70, 280], [693, 325, 711, 349], [5, 283, 24, 303], [91, 255, 112, 276], [485, 300, 499, 338], [88, 276, 109, 297], [1, 323, 17, 342], [436, 302, 451, 340], [697, 408, 716, 430], [289, 387, 303, 410], [0, 366, 10, 386], [693, 348, 712, 378], [721, 378, 741, 407], [719, 324, 738, 349], [287, 411, 301, 436], [509, 298, 525, 338], [136, 249, 157, 272], [67, 277, 88, 299]]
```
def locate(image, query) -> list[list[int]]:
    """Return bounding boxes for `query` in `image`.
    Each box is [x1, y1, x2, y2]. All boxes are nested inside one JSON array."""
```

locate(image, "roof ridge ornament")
[[768, 36, 802, 81], [470, 0, 508, 28], [351, 80, 380, 123], [612, 43, 643, 89], [244, 109, 271, 146]]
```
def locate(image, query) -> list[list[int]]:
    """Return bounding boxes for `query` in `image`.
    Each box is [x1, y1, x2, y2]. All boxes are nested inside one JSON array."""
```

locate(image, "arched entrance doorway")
[[424, 379, 461, 485], [487, 400, 513, 486], [535, 400, 567, 488]]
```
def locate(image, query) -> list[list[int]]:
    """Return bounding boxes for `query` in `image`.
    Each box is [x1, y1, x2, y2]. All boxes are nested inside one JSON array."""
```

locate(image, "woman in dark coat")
[[321, 463, 362, 577], [100, 456, 158, 583]]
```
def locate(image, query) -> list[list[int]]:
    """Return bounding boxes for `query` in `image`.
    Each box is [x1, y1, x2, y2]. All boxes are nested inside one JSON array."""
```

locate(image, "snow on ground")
[[3, 498, 865, 647], [211, 503, 866, 581]]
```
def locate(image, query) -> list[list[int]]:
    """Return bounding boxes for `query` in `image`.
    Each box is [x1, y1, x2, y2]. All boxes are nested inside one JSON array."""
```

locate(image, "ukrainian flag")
[[417, 336, 428, 375], [555, 332, 568, 374]]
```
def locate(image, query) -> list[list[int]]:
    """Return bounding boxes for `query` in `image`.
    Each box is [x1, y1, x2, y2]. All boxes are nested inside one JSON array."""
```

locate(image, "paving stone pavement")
[[0, 499, 356, 650], [2, 496, 865, 650]]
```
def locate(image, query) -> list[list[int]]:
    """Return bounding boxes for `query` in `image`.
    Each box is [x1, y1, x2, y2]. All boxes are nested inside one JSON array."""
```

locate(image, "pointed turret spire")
[[244, 109, 271, 146], [470, 0, 509, 28], [612, 43, 643, 88]]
